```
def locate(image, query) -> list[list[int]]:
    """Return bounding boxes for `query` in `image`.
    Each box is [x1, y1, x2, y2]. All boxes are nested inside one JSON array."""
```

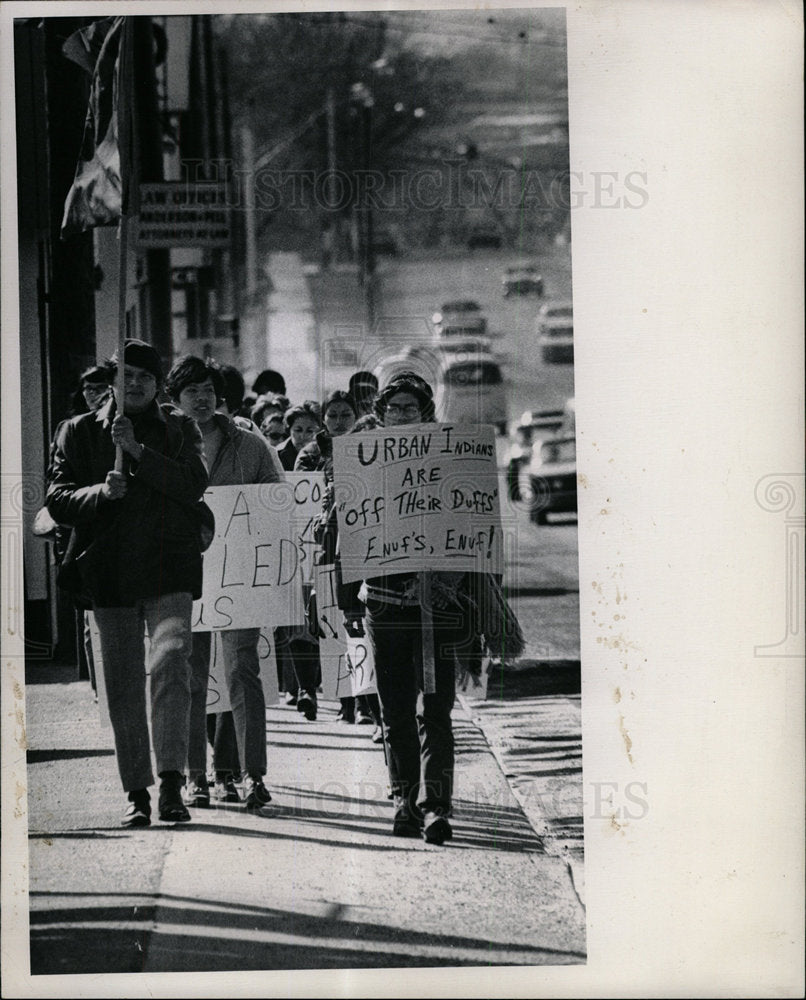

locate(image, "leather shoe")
[[422, 811, 453, 845], [158, 772, 191, 822]]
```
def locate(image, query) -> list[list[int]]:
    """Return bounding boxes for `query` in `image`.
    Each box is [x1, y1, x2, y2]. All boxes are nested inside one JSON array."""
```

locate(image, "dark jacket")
[[294, 429, 332, 476], [275, 436, 300, 473], [46, 397, 209, 607]]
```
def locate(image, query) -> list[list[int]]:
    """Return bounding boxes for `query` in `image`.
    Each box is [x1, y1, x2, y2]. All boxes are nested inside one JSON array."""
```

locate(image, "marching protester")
[[70, 364, 112, 417], [275, 400, 321, 472], [273, 400, 323, 718], [46, 339, 210, 827], [341, 372, 469, 845], [295, 389, 365, 725], [166, 355, 283, 810], [347, 370, 378, 419]]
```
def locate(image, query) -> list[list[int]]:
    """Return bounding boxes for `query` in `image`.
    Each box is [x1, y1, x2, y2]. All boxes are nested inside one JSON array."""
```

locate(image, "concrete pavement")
[[24, 660, 585, 975]]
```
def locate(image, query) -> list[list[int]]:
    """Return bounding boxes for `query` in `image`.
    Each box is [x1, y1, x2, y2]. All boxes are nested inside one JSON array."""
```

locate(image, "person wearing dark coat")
[[46, 340, 209, 828]]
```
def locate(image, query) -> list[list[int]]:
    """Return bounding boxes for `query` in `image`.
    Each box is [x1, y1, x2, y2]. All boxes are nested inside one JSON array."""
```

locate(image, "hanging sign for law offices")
[[332, 424, 504, 583], [134, 182, 231, 247]]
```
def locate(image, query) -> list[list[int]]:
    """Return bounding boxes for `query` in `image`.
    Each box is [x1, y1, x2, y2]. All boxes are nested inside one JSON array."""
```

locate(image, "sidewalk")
[[23, 662, 585, 975]]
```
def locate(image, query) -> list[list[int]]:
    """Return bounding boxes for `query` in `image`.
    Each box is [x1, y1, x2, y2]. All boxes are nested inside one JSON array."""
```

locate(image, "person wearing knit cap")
[[341, 370, 467, 845], [46, 338, 210, 827]]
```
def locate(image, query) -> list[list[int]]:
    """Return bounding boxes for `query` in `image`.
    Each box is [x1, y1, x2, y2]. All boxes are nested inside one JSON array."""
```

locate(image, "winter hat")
[[374, 370, 435, 422], [111, 339, 163, 383]]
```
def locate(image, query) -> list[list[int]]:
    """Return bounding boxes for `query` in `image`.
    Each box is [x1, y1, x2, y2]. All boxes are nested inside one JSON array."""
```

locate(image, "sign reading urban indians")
[[135, 182, 230, 247], [193, 475, 324, 632], [332, 424, 504, 583], [315, 562, 377, 700]]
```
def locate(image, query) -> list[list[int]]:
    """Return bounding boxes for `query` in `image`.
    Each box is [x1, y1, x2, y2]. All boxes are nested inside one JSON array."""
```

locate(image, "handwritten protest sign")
[[193, 474, 324, 632], [332, 424, 504, 583], [315, 562, 376, 700]]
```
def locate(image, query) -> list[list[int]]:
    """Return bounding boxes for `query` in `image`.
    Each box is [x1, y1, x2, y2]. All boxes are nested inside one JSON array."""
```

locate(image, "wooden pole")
[[115, 214, 128, 472]]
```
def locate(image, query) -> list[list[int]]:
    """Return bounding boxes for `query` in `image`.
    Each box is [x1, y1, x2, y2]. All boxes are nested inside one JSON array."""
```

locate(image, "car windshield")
[[444, 361, 503, 387]]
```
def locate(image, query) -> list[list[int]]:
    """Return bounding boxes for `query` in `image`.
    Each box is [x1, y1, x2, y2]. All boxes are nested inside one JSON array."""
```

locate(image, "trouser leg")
[[93, 604, 153, 792], [143, 592, 193, 777], [221, 627, 266, 776], [187, 631, 212, 779], [212, 711, 241, 776], [366, 602, 421, 803], [417, 610, 462, 813]]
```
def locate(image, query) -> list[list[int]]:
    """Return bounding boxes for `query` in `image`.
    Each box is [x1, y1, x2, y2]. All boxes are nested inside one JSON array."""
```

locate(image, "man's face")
[[82, 382, 110, 412], [176, 377, 218, 429], [114, 364, 158, 415], [385, 391, 422, 426]]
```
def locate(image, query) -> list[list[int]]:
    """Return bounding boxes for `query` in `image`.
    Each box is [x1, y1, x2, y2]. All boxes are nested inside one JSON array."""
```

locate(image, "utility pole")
[[351, 82, 375, 330], [241, 116, 258, 302]]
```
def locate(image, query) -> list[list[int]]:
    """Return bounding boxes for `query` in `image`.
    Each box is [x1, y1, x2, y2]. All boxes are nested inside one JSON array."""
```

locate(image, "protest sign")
[[332, 424, 504, 583], [192, 475, 324, 632], [314, 562, 376, 700]]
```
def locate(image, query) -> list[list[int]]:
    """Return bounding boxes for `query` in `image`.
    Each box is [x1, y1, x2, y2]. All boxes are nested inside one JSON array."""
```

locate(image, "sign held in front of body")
[[192, 475, 324, 632], [332, 424, 504, 583]]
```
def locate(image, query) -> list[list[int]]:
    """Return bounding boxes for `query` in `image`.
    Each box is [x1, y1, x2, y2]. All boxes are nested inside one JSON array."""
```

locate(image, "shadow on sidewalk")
[[29, 890, 587, 974]]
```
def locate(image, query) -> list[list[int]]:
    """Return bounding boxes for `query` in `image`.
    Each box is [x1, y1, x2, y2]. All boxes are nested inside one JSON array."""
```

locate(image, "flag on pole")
[[60, 16, 139, 237]]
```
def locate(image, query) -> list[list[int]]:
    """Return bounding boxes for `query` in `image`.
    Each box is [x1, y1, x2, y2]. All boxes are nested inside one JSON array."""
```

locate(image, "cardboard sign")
[[332, 424, 504, 583], [314, 562, 376, 700], [192, 475, 324, 632]]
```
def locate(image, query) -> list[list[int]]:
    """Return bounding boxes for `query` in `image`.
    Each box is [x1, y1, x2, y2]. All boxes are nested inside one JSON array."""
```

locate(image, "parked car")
[[504, 407, 566, 500], [536, 299, 573, 327], [539, 318, 574, 363], [467, 225, 503, 250], [502, 262, 544, 298], [536, 299, 574, 362], [432, 300, 488, 338], [522, 398, 577, 524]]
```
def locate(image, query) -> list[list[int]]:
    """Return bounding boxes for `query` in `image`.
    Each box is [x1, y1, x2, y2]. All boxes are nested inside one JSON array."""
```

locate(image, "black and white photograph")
[[2, 1, 803, 998], [9, 2, 586, 979]]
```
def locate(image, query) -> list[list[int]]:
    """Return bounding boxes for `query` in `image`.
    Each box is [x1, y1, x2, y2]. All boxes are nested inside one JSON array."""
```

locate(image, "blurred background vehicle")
[[522, 397, 577, 524], [432, 299, 488, 338], [436, 353, 508, 434], [504, 406, 566, 500], [502, 261, 544, 298], [536, 299, 574, 363]]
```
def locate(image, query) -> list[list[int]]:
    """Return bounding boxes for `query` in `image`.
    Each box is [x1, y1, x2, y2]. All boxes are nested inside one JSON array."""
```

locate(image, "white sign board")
[[193, 476, 324, 633], [314, 562, 376, 700], [332, 424, 504, 583]]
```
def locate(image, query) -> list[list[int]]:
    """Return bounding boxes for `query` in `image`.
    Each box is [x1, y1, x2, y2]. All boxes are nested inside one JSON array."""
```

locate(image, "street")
[[308, 244, 581, 665]]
